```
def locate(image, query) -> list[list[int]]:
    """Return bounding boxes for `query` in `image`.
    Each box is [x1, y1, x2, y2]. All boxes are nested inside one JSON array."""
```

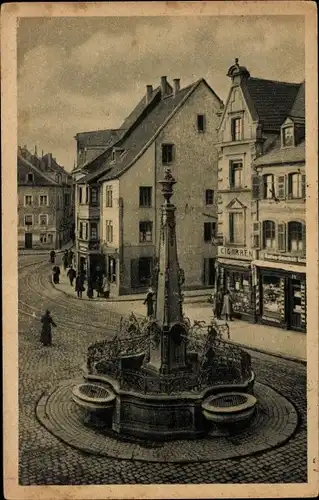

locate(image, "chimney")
[[34, 145, 38, 157], [146, 85, 153, 104], [41, 150, 44, 158], [161, 76, 168, 98], [173, 78, 180, 97], [48, 153, 52, 169]]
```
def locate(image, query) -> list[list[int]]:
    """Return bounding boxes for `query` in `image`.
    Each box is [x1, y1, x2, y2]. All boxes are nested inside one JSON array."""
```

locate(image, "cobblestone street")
[[18, 257, 307, 485]]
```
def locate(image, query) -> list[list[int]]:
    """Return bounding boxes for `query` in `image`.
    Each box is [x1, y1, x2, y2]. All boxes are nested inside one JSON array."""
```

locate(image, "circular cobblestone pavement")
[[36, 380, 298, 463], [18, 258, 307, 484]]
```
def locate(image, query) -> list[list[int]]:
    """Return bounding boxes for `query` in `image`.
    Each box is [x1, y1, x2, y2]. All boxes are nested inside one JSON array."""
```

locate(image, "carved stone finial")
[[159, 168, 176, 203]]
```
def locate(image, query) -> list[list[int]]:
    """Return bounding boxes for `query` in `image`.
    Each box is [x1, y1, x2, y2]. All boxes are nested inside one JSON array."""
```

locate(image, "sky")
[[17, 15, 305, 171]]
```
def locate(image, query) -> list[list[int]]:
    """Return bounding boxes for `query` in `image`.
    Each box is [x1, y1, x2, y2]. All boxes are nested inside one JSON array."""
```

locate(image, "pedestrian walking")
[[75, 273, 85, 298], [144, 288, 154, 318], [68, 249, 74, 267], [52, 265, 61, 284], [50, 250, 56, 264], [214, 289, 224, 319], [221, 289, 233, 322], [102, 275, 110, 298], [87, 276, 94, 299], [67, 266, 76, 286], [62, 250, 69, 272], [40, 309, 57, 346], [96, 274, 103, 298]]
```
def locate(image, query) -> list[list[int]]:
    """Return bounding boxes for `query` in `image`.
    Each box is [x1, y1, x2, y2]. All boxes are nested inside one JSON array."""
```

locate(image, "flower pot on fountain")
[[73, 169, 256, 441]]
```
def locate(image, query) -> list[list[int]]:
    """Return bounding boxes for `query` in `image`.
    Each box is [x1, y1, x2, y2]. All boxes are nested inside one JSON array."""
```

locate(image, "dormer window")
[[112, 148, 124, 161], [282, 126, 294, 147], [26, 172, 34, 183]]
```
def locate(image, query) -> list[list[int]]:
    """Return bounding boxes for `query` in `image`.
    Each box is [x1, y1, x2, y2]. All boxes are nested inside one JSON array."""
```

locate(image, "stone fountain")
[[72, 169, 256, 440]]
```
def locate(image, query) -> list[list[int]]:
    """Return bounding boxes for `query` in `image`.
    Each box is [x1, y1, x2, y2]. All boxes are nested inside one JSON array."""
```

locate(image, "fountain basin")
[[202, 392, 257, 425], [75, 371, 256, 440], [72, 383, 116, 419]]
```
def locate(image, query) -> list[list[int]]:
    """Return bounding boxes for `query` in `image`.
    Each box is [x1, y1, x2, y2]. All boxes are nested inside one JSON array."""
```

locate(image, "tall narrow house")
[[216, 59, 303, 324], [74, 76, 224, 295]]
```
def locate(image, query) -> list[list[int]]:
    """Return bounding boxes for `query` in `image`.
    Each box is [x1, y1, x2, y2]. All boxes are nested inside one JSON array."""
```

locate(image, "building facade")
[[18, 146, 74, 250], [251, 83, 306, 332], [74, 76, 223, 295]]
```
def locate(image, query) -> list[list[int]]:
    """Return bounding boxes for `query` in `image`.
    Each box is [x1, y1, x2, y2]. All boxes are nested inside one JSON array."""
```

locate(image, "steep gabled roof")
[[75, 129, 123, 148], [18, 155, 59, 186], [289, 81, 305, 119], [78, 78, 220, 185], [245, 77, 301, 131], [254, 140, 305, 166], [119, 86, 162, 131]]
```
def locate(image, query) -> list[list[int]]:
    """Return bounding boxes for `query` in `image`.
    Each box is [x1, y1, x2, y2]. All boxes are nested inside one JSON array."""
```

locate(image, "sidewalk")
[[19, 241, 75, 256], [53, 273, 306, 363]]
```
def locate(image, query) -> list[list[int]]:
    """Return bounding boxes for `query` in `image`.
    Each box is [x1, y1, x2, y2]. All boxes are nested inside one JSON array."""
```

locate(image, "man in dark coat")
[[214, 289, 224, 319], [75, 273, 85, 298], [68, 250, 74, 267], [144, 288, 154, 318], [40, 309, 57, 346], [50, 250, 56, 264], [52, 265, 61, 284], [67, 266, 76, 286], [62, 250, 69, 272], [87, 276, 94, 299]]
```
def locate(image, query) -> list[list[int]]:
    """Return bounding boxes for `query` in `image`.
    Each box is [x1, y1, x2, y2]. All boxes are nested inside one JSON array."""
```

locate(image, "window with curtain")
[[288, 221, 305, 253], [263, 220, 276, 249], [229, 212, 244, 244], [288, 173, 303, 199]]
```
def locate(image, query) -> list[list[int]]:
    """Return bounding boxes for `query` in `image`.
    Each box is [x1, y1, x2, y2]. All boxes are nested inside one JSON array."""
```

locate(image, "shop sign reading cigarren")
[[217, 246, 255, 260]]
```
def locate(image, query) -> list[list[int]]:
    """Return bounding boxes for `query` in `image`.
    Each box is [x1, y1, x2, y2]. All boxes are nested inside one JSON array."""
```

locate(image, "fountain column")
[[145, 169, 187, 374]]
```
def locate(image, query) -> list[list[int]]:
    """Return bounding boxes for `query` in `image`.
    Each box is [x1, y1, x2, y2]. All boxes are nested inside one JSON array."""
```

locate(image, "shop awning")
[[217, 258, 251, 268], [252, 259, 306, 274]]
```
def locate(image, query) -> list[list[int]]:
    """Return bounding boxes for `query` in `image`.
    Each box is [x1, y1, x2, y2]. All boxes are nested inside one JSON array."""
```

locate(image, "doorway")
[[287, 279, 302, 330], [203, 258, 215, 286], [25, 232, 33, 249]]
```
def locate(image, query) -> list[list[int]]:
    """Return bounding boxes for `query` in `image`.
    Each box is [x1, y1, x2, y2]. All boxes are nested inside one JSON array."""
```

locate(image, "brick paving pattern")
[[18, 259, 307, 484]]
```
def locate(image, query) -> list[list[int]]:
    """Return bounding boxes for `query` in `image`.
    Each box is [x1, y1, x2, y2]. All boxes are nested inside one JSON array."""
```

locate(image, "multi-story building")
[[74, 76, 224, 294], [18, 146, 74, 249], [251, 82, 306, 332], [216, 59, 304, 323]]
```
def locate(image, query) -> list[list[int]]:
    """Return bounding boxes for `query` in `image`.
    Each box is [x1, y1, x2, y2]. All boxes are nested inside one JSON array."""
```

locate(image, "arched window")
[[263, 220, 276, 249], [263, 174, 274, 199], [288, 221, 305, 253]]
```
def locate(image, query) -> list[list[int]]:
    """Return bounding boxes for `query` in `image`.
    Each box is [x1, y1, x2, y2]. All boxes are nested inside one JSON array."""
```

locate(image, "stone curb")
[[223, 339, 306, 365]]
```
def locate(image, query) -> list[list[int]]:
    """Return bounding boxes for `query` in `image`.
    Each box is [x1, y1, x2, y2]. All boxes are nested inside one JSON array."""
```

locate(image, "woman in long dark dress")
[[50, 250, 56, 264], [52, 265, 61, 284], [75, 273, 85, 298], [40, 310, 57, 346], [144, 288, 154, 318]]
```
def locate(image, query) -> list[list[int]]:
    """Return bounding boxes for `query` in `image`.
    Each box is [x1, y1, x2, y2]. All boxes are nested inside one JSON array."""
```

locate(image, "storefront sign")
[[264, 253, 306, 264], [218, 246, 254, 260]]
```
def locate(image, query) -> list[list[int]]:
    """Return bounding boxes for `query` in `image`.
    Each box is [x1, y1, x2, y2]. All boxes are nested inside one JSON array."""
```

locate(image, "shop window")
[[139, 187, 152, 207], [231, 117, 242, 141], [139, 221, 153, 242], [105, 185, 113, 207], [263, 174, 274, 199], [162, 144, 174, 165], [229, 161, 243, 188], [288, 221, 305, 253], [229, 212, 244, 244], [40, 233, 51, 244], [204, 222, 216, 242], [105, 220, 113, 243], [205, 189, 214, 205], [262, 220, 276, 249], [261, 275, 281, 320], [138, 257, 153, 286], [288, 173, 305, 199]]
